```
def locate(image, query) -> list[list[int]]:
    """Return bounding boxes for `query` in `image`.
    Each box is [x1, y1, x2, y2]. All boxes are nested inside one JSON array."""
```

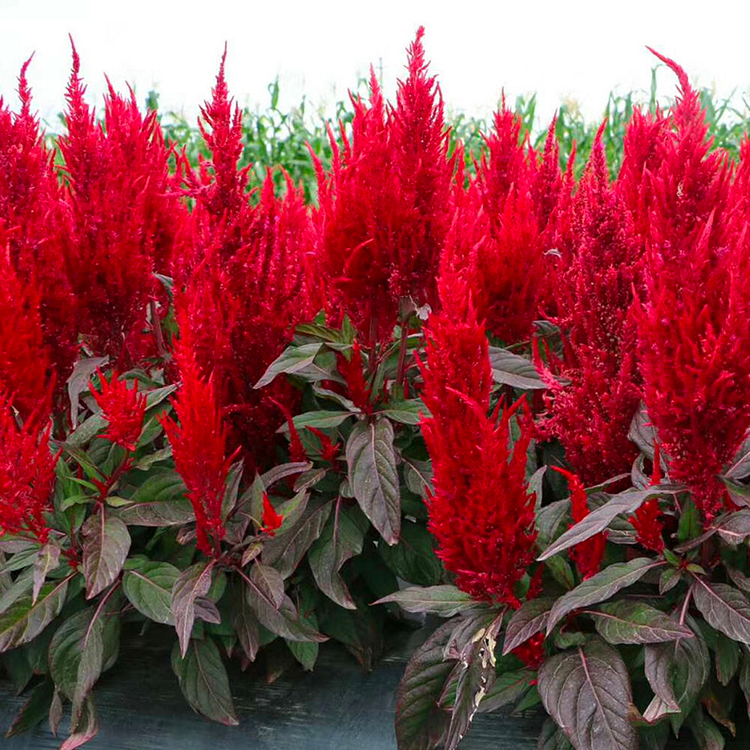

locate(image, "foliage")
[[3, 27, 750, 750]]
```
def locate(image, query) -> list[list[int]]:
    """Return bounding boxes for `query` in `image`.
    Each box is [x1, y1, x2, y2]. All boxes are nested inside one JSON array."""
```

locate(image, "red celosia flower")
[[552, 467, 605, 580], [630, 443, 665, 553], [272, 397, 307, 464], [336, 341, 373, 414], [513, 632, 545, 670], [311, 28, 454, 345], [0, 395, 58, 543], [0, 236, 53, 421], [636, 51, 750, 523], [91, 370, 147, 452], [420, 279, 537, 604], [58, 40, 182, 363], [307, 427, 341, 464], [260, 493, 283, 536], [536, 132, 641, 485], [0, 59, 79, 392], [173, 56, 312, 472], [160, 346, 233, 557]]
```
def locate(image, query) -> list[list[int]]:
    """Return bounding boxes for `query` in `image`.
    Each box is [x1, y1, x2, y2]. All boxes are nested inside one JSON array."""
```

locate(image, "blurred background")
[[1, 0, 749, 129]]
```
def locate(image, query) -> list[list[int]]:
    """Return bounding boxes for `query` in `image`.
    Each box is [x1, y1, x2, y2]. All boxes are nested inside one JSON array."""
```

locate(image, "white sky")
[[1, 0, 750, 133]]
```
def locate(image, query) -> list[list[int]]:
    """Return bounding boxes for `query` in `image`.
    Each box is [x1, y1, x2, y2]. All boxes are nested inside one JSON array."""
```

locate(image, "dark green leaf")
[[692, 579, 750, 644], [444, 618, 502, 750], [308, 504, 365, 610], [539, 489, 657, 561], [546, 559, 663, 634], [379, 399, 428, 425], [378, 520, 442, 586], [171, 639, 238, 725], [715, 631, 740, 685], [713, 510, 750, 545], [395, 621, 456, 749], [589, 601, 693, 644], [538, 639, 636, 750], [347, 418, 400, 545], [81, 512, 130, 599], [254, 342, 322, 388], [172, 562, 214, 657], [123, 561, 180, 625], [374, 585, 479, 617], [49, 609, 104, 720], [503, 598, 554, 655], [4, 679, 54, 738], [478, 669, 534, 714], [0, 577, 69, 653], [262, 501, 332, 578], [488, 346, 545, 390], [59, 696, 98, 750], [33, 543, 61, 603]]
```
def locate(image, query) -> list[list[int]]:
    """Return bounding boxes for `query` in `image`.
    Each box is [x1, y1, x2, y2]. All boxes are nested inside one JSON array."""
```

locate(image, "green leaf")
[[589, 601, 693, 644], [692, 579, 750, 644], [378, 399, 428, 425], [288, 410, 355, 430], [171, 639, 238, 726], [346, 418, 400, 545], [123, 561, 181, 625], [4, 679, 54, 738], [644, 642, 680, 714], [714, 631, 740, 685], [739, 650, 750, 721], [114, 498, 195, 526], [309, 504, 366, 610], [172, 562, 215, 657], [395, 620, 456, 750], [444, 618, 502, 750], [546, 558, 664, 634], [49, 609, 104, 720], [245, 577, 326, 643], [67, 355, 109, 429], [81, 512, 131, 599], [402, 458, 433, 498], [254, 342, 322, 388], [262, 501, 332, 579], [66, 413, 107, 447], [677, 498, 701, 543], [32, 542, 61, 603], [538, 639, 636, 750], [59, 696, 98, 750], [477, 669, 535, 714], [378, 520, 442, 586], [503, 597, 554, 654], [713, 509, 750, 545], [0, 577, 69, 653], [538, 489, 657, 561], [670, 630, 711, 732], [488, 346, 546, 390], [374, 585, 480, 617]]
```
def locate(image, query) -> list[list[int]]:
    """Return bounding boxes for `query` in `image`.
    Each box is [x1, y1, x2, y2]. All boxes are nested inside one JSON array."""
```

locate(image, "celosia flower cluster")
[[160, 346, 233, 557], [535, 133, 641, 485], [0, 395, 58, 543], [420, 275, 537, 604], [174, 58, 312, 472], [91, 371, 148, 452], [311, 27, 454, 345], [636, 51, 750, 522]]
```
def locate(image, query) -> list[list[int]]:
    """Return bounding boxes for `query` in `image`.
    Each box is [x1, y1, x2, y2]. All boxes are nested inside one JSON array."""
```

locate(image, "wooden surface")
[[0, 625, 543, 749], [2, 626, 750, 749]]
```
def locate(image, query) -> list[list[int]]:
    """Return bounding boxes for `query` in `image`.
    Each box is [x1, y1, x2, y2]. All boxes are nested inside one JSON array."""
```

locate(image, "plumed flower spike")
[[311, 28, 454, 345], [0, 394, 58, 543], [551, 467, 605, 580], [636, 54, 749, 523], [260, 493, 283, 536], [160, 346, 233, 557], [0, 238, 53, 421], [535, 130, 641, 485], [91, 370, 147, 452], [420, 289, 536, 604]]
